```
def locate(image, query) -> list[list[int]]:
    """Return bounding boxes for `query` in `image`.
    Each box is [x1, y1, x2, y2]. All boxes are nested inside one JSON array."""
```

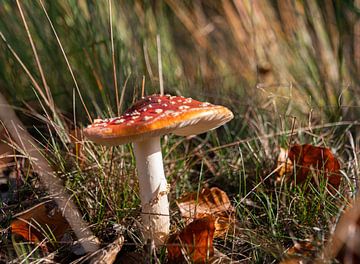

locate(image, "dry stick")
[[239, 165, 282, 204], [347, 131, 359, 189], [108, 0, 119, 116], [141, 75, 146, 98], [143, 41, 154, 81], [118, 73, 131, 113], [0, 33, 60, 140], [0, 93, 99, 253], [284, 116, 297, 173], [156, 34, 164, 96], [16, 0, 54, 112], [38, 0, 92, 123]]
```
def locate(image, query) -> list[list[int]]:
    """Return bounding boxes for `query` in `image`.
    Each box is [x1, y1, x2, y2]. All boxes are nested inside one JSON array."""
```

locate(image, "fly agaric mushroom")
[[84, 94, 233, 244]]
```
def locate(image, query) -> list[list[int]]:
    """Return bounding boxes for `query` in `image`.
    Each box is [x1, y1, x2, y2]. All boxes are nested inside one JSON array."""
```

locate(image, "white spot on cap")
[[157, 99, 162, 103], [93, 119, 103, 124], [132, 116, 140, 120], [148, 104, 153, 108], [170, 101, 176, 105], [142, 116, 153, 121], [115, 119, 125, 124], [165, 110, 175, 114], [185, 98, 193, 103], [179, 105, 190, 110], [200, 102, 210, 107], [162, 103, 168, 107], [155, 109, 163, 114]]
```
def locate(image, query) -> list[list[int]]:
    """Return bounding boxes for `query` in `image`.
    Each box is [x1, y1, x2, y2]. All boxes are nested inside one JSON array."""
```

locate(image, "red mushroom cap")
[[84, 94, 233, 146]]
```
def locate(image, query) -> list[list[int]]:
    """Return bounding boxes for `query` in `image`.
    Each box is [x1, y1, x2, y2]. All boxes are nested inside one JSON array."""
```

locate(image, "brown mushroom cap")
[[84, 94, 233, 146]]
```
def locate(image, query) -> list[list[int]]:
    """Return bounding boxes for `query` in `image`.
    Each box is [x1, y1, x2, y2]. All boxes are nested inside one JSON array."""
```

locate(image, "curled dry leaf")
[[11, 200, 70, 251], [279, 241, 317, 264], [88, 235, 124, 264], [176, 187, 235, 238], [277, 144, 341, 191], [167, 216, 215, 264]]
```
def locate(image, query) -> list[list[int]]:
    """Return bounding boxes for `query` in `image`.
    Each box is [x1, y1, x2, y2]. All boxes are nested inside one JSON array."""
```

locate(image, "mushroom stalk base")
[[133, 137, 170, 245]]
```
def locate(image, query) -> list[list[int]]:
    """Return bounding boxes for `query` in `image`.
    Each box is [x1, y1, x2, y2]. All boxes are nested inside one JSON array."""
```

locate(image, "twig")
[[16, 0, 54, 112], [156, 34, 164, 95], [0, 92, 99, 253], [108, 0, 120, 116], [38, 0, 92, 123], [141, 75, 146, 98]]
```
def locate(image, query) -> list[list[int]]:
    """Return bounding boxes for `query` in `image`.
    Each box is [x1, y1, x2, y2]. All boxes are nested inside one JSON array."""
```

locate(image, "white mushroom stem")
[[133, 136, 170, 245]]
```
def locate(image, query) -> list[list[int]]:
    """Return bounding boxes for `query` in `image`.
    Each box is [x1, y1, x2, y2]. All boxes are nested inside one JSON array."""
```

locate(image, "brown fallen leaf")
[[176, 187, 235, 237], [279, 258, 306, 264], [277, 147, 294, 179], [88, 235, 124, 264], [0, 93, 99, 252], [277, 144, 341, 192], [279, 241, 317, 264], [167, 216, 215, 264], [11, 200, 70, 251]]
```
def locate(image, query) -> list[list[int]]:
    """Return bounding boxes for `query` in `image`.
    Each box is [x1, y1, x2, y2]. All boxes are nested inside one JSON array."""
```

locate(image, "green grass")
[[0, 0, 359, 263]]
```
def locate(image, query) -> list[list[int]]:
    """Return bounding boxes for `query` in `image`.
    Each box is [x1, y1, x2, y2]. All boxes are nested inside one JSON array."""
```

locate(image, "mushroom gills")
[[173, 114, 233, 136]]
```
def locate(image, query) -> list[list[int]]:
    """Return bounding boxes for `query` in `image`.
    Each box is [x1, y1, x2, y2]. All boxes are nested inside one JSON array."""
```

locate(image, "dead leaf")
[[167, 216, 215, 264], [209, 249, 241, 263], [88, 235, 124, 264], [286, 241, 315, 255], [11, 200, 70, 251], [277, 147, 294, 180], [280, 241, 317, 264], [277, 144, 341, 191], [279, 258, 305, 264], [176, 187, 235, 237]]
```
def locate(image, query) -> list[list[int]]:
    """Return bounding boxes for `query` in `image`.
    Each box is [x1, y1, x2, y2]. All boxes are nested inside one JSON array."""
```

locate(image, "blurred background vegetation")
[[0, 0, 359, 125], [0, 0, 359, 262]]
